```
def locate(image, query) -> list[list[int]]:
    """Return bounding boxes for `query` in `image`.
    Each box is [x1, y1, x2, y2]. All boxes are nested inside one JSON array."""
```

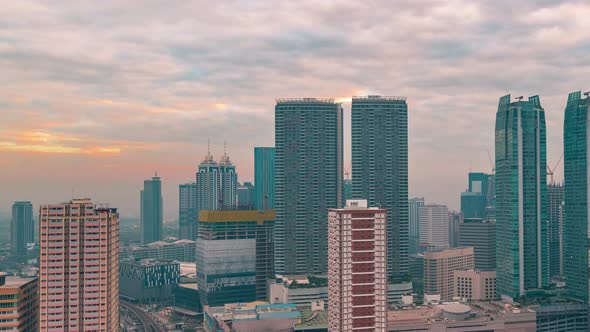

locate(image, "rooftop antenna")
[[208, 138, 211, 157], [224, 140, 227, 156], [486, 149, 495, 174]]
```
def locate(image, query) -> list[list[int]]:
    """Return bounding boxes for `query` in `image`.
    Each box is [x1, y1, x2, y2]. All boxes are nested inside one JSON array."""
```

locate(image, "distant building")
[[275, 98, 343, 275], [122, 239, 196, 262], [141, 175, 163, 244], [352, 95, 409, 278], [238, 182, 255, 210], [0, 273, 38, 332], [459, 218, 496, 271], [547, 183, 564, 279], [343, 178, 353, 202], [460, 172, 491, 219], [174, 283, 201, 314], [419, 204, 449, 250], [408, 198, 424, 255], [119, 259, 180, 304], [270, 275, 328, 307], [564, 90, 590, 303], [448, 211, 462, 248], [409, 254, 424, 296], [495, 94, 548, 300], [218, 149, 238, 210], [328, 199, 387, 332], [197, 210, 275, 306], [387, 300, 536, 331], [423, 247, 474, 300], [39, 199, 119, 331], [11, 201, 34, 256], [204, 302, 315, 332], [533, 302, 588, 332], [254, 147, 275, 210], [454, 270, 497, 301], [179, 182, 197, 240]]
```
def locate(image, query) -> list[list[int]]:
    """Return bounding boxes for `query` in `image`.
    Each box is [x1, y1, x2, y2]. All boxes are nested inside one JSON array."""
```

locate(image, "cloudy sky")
[[1, 0, 587, 218]]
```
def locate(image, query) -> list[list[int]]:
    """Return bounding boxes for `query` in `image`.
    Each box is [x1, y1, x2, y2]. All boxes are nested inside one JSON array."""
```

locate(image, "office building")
[[254, 147, 275, 210], [197, 210, 275, 306], [119, 259, 180, 304], [141, 175, 163, 244], [495, 94, 548, 300], [459, 218, 496, 271], [197, 148, 238, 217], [238, 182, 255, 210], [408, 197, 424, 255], [448, 210, 462, 248], [122, 239, 196, 262], [352, 95, 408, 278], [564, 90, 590, 303], [174, 283, 201, 314], [270, 275, 329, 307], [39, 199, 119, 331], [423, 247, 474, 300], [460, 172, 490, 219], [547, 183, 564, 278], [343, 178, 353, 202], [328, 199, 387, 332], [11, 201, 34, 256], [179, 182, 197, 240], [275, 98, 343, 274], [419, 204, 449, 250], [454, 270, 497, 300], [0, 273, 38, 332]]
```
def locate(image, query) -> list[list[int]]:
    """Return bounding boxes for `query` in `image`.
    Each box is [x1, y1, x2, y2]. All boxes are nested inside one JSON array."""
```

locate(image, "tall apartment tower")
[[254, 147, 275, 210], [328, 200, 387, 332], [275, 98, 343, 274], [0, 273, 38, 332], [495, 94, 548, 301], [564, 90, 590, 303], [409, 198, 425, 255], [11, 201, 34, 256], [547, 183, 564, 278], [419, 204, 449, 251], [218, 149, 238, 210], [352, 95, 409, 278], [39, 199, 119, 331], [179, 182, 198, 240], [141, 175, 163, 244]]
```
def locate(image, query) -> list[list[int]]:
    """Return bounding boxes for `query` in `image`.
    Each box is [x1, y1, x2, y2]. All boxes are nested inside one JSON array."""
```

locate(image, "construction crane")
[[486, 149, 495, 174], [547, 153, 563, 185]]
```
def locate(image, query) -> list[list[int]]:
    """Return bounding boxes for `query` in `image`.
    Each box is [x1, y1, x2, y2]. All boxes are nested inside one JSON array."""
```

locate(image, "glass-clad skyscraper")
[[179, 182, 197, 240], [141, 176, 163, 244], [495, 94, 547, 301], [547, 183, 564, 279], [409, 197, 424, 255], [11, 201, 34, 256], [564, 90, 590, 303], [352, 95, 409, 278], [275, 98, 343, 274], [254, 147, 275, 210]]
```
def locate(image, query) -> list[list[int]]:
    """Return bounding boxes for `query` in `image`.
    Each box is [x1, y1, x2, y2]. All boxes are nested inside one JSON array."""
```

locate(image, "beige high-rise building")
[[419, 204, 449, 250], [0, 273, 38, 331], [423, 247, 474, 300], [39, 199, 119, 331], [454, 270, 497, 301]]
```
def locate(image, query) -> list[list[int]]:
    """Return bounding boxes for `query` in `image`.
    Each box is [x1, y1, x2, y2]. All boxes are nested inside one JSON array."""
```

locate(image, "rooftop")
[[0, 275, 37, 288], [199, 210, 275, 224], [296, 307, 328, 329], [352, 95, 407, 102], [276, 98, 336, 104]]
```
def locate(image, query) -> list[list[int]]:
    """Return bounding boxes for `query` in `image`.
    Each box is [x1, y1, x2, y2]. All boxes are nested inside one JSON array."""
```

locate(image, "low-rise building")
[[122, 239, 197, 262], [454, 270, 497, 301], [204, 302, 302, 332], [270, 275, 328, 307], [119, 259, 180, 304], [174, 283, 201, 315], [423, 247, 474, 300], [0, 273, 38, 332]]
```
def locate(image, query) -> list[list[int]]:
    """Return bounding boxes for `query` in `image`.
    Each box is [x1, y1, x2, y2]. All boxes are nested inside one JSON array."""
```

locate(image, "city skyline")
[[2, 1, 584, 218]]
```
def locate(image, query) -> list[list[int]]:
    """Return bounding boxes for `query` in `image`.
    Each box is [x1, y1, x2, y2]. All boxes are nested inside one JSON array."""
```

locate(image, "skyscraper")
[[238, 182, 255, 210], [328, 200, 387, 332], [254, 147, 275, 210], [547, 183, 564, 278], [196, 147, 238, 217], [460, 172, 490, 219], [448, 210, 462, 248], [419, 204, 449, 250], [11, 201, 34, 256], [218, 149, 238, 210], [564, 90, 590, 303], [459, 218, 496, 271], [352, 95, 408, 278], [275, 98, 343, 274], [141, 175, 163, 244], [409, 197, 424, 255], [179, 182, 197, 240], [39, 199, 119, 331], [495, 94, 547, 301]]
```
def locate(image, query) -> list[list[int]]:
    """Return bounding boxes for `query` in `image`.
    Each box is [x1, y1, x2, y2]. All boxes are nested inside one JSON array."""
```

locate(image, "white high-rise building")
[[419, 204, 449, 250]]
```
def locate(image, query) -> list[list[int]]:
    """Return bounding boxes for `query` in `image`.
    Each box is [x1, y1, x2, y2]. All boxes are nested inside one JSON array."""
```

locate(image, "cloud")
[[0, 0, 588, 217]]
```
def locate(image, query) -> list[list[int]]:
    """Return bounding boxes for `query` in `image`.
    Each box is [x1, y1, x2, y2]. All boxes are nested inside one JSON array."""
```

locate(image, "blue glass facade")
[[254, 147, 275, 210], [495, 94, 547, 301], [141, 176, 163, 244]]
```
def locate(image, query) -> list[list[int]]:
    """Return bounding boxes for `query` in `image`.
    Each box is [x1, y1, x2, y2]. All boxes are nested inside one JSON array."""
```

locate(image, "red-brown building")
[[0, 273, 38, 331], [328, 199, 387, 332]]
